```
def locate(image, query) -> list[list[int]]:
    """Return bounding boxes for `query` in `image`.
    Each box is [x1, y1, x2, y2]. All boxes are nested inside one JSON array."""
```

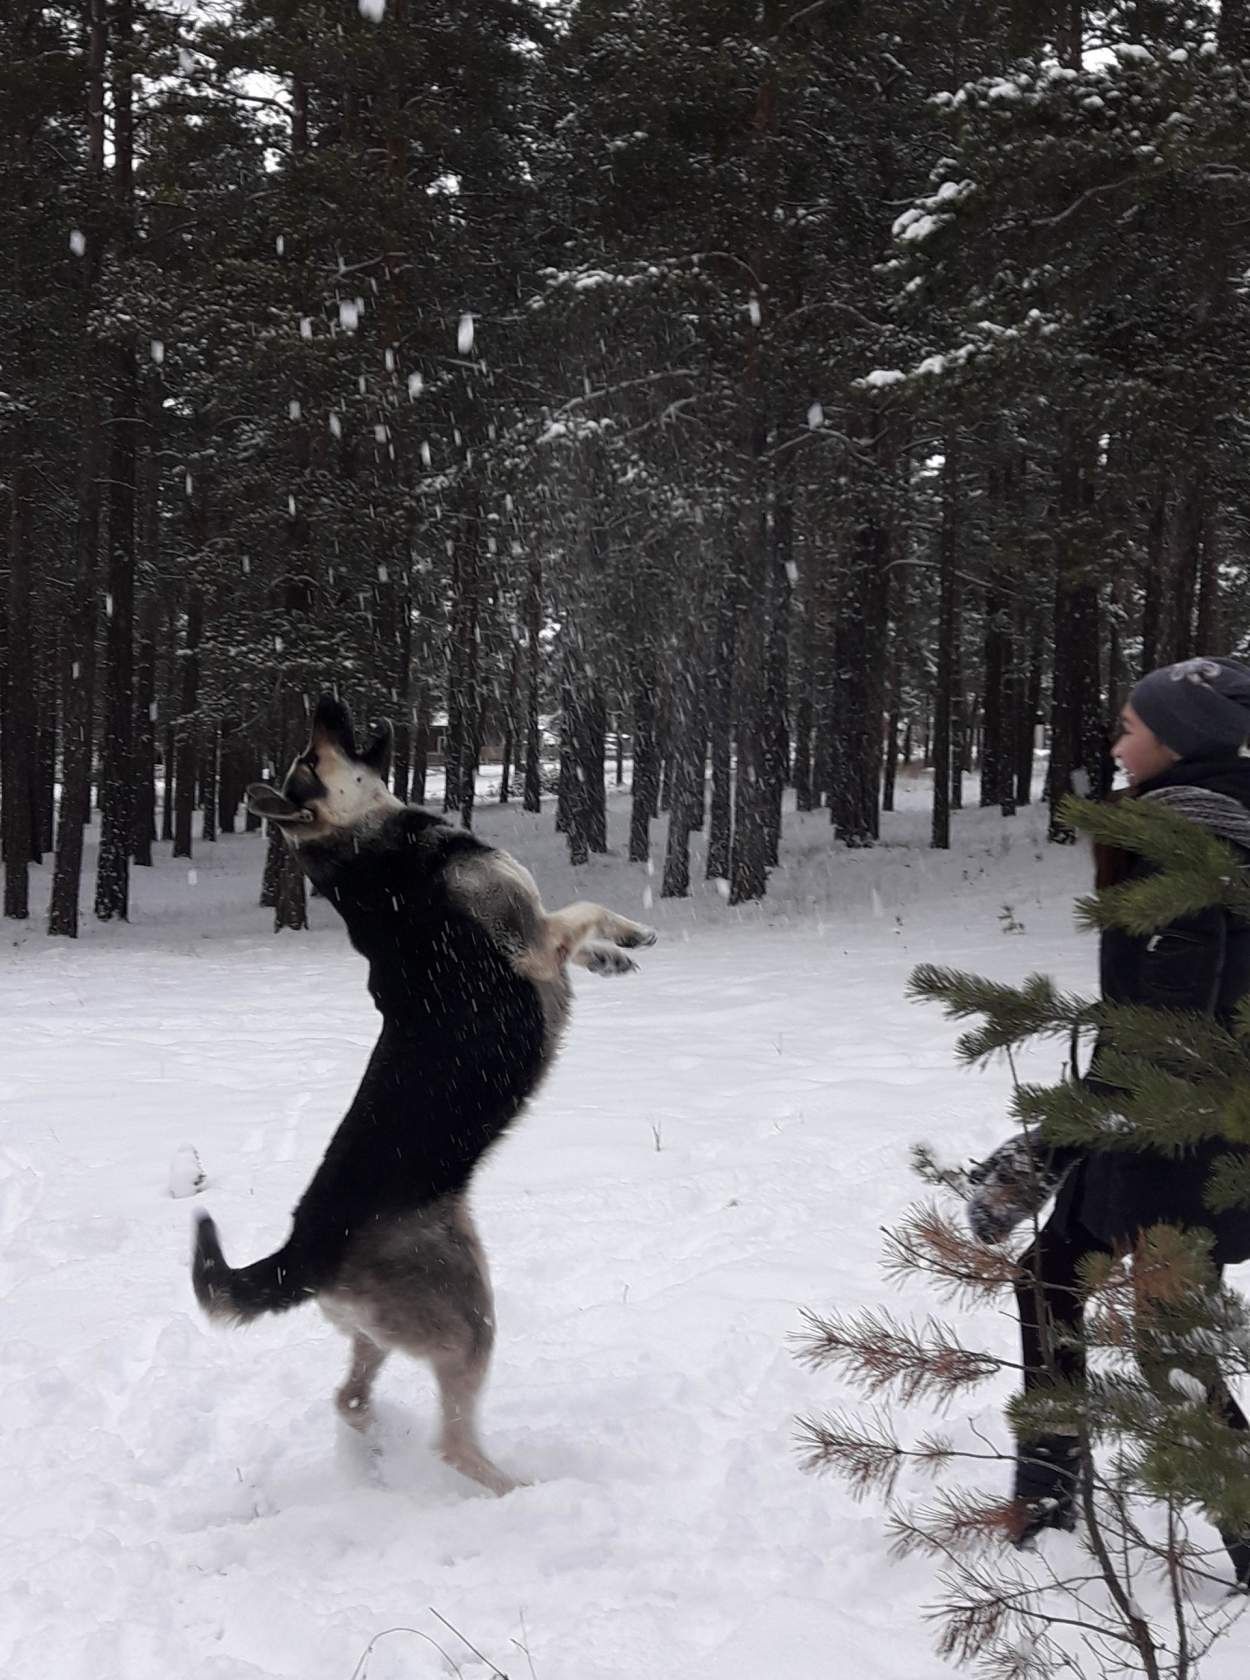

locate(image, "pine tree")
[[797, 793, 1250, 1676]]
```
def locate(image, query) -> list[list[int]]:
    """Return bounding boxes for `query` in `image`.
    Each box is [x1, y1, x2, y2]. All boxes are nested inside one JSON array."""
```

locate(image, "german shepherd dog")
[[192, 694, 655, 1495]]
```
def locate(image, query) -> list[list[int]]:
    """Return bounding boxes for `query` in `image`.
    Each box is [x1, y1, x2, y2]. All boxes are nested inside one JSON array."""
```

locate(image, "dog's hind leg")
[[336, 1333, 388, 1430], [432, 1339, 519, 1497]]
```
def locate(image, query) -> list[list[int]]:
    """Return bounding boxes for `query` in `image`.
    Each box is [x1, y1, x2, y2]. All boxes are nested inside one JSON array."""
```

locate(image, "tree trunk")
[[1169, 462, 1204, 664], [1195, 493, 1222, 652], [94, 0, 137, 921], [132, 592, 158, 865], [391, 592, 413, 802], [1139, 477, 1168, 675], [1048, 442, 1109, 837], [498, 642, 520, 804], [523, 553, 542, 812], [881, 562, 908, 817], [629, 650, 660, 864], [730, 500, 770, 903], [949, 577, 965, 814], [580, 686, 608, 853], [830, 520, 887, 844], [411, 688, 430, 805], [1015, 605, 1042, 807], [3, 456, 37, 919], [661, 658, 705, 899], [173, 587, 204, 859], [980, 588, 1007, 809], [793, 570, 815, 813], [273, 838, 307, 931], [49, 392, 105, 937], [706, 577, 737, 881], [559, 655, 589, 865], [932, 432, 960, 851], [201, 724, 219, 842], [161, 722, 175, 841], [763, 482, 794, 866]]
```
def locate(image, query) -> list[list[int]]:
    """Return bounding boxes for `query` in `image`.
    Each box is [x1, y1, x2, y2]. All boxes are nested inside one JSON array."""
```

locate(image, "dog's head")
[[246, 694, 398, 842]]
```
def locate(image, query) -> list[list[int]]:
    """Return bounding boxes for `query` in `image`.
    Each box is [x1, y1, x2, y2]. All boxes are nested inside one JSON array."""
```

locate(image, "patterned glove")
[[965, 1128, 1073, 1246]]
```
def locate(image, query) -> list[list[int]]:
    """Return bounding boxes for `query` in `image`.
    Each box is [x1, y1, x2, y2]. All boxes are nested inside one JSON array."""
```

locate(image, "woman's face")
[[1114, 704, 1179, 785]]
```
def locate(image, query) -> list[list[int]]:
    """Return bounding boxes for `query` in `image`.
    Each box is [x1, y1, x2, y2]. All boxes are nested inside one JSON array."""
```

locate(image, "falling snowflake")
[[408, 372, 424, 398], [150, 339, 165, 365], [339, 299, 360, 332], [806, 402, 823, 429], [288, 399, 301, 420], [378, 564, 389, 582], [69, 229, 86, 257], [275, 235, 285, 256], [384, 348, 395, 372], [329, 413, 342, 439], [358, 0, 386, 18], [420, 441, 432, 467], [785, 560, 799, 584], [748, 295, 762, 327], [300, 317, 313, 340], [457, 313, 475, 354]]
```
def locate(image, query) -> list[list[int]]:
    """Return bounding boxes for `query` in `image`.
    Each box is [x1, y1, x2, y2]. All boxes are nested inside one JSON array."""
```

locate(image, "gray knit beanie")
[[1130, 656, 1250, 759]]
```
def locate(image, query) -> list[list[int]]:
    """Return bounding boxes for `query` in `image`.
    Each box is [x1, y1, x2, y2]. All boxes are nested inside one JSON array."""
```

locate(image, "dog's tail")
[[192, 1209, 317, 1324]]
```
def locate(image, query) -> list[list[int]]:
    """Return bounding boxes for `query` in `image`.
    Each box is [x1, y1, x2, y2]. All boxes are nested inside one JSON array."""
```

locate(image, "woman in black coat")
[[1011, 657, 1250, 1579]]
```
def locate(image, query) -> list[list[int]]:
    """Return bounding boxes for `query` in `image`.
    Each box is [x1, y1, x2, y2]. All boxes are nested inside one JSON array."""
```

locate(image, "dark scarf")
[[1094, 756, 1250, 888]]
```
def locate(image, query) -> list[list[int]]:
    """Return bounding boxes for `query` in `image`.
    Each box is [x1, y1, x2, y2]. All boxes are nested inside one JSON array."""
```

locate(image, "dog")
[[192, 693, 655, 1495]]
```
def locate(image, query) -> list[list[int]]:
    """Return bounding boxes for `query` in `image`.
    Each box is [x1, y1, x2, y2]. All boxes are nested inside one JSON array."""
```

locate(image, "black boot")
[[1222, 1532, 1250, 1592], [1011, 1434, 1083, 1549]]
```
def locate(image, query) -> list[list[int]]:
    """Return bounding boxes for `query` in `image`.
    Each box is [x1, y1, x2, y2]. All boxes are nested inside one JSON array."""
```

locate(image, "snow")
[[457, 313, 475, 355], [69, 229, 86, 257], [861, 369, 906, 389], [3, 782, 1249, 1677], [896, 211, 940, 243], [358, 0, 386, 19]]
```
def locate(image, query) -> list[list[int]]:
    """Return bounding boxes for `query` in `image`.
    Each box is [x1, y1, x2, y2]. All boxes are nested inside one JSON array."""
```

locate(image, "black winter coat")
[[1053, 754, 1250, 1265]]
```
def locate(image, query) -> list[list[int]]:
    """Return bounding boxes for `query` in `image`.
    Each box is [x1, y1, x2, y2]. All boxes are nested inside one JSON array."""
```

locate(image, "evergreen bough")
[[797, 796, 1250, 1678]]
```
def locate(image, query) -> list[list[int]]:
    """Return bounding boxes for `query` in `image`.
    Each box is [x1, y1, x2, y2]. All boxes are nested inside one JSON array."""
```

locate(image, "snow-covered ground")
[[2, 776, 1246, 1678]]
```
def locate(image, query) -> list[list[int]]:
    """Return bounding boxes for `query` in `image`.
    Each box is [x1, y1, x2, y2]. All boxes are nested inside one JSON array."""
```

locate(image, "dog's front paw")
[[585, 945, 640, 976], [617, 924, 658, 949]]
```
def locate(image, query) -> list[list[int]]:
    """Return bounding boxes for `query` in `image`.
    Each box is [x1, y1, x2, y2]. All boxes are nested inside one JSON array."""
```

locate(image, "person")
[[1010, 656, 1250, 1578]]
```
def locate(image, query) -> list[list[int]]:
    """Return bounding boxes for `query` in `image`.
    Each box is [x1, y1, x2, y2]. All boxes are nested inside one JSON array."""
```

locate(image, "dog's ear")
[[360, 719, 393, 780], [245, 783, 313, 825], [309, 693, 356, 756]]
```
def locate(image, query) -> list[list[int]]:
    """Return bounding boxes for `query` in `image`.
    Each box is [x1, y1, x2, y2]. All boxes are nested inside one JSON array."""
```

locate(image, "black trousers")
[[1016, 1212, 1249, 1435]]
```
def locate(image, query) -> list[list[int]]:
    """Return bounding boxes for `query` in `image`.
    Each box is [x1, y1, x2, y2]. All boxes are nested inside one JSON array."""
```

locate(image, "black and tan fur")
[[192, 694, 654, 1495]]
